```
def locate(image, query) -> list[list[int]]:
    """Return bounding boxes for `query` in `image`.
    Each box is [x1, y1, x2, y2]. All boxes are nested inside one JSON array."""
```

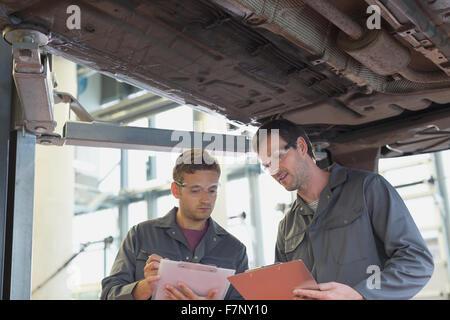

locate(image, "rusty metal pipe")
[[213, 0, 450, 90], [303, 0, 364, 40], [399, 67, 450, 84], [337, 27, 450, 83], [337, 29, 411, 76]]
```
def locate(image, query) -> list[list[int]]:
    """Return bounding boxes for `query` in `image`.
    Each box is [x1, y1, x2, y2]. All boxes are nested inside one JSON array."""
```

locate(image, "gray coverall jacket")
[[101, 207, 248, 300], [275, 163, 434, 299]]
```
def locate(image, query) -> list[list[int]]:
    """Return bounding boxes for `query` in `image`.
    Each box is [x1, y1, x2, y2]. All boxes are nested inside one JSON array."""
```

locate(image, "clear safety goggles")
[[260, 141, 296, 175], [174, 181, 220, 197]]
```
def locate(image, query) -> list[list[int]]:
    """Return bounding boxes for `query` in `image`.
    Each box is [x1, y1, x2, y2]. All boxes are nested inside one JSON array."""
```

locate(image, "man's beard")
[[292, 159, 310, 193]]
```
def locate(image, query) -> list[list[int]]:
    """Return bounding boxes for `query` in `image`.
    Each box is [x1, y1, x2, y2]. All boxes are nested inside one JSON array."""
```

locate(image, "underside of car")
[[0, 0, 449, 171]]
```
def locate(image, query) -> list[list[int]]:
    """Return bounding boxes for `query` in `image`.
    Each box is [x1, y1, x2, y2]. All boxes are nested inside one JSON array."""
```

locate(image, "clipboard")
[[152, 259, 235, 300], [227, 260, 318, 300]]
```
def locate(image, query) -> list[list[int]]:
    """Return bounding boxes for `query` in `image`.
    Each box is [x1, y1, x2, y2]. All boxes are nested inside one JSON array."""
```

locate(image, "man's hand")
[[132, 253, 164, 300], [293, 282, 364, 300], [164, 281, 217, 300]]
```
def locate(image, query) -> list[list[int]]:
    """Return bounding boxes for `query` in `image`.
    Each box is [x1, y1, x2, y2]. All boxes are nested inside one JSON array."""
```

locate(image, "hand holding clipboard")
[[152, 259, 235, 300], [227, 260, 318, 300]]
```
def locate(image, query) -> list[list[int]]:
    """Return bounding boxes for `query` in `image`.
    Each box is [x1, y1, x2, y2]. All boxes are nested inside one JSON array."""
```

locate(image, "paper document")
[[227, 259, 318, 300], [152, 259, 235, 300]]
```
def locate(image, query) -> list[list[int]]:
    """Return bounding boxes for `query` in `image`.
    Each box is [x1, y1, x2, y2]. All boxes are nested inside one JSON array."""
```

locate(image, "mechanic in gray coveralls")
[[101, 149, 248, 300], [252, 119, 434, 300]]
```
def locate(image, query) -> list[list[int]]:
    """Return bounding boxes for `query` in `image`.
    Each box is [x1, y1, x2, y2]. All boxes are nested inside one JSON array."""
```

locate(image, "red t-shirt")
[[178, 220, 209, 252]]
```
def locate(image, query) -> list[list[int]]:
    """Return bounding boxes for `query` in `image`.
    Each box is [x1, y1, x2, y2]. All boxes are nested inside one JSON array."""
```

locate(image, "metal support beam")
[[61, 121, 250, 154], [6, 131, 36, 299], [118, 149, 129, 242], [433, 152, 450, 284], [0, 35, 13, 300], [247, 168, 265, 267]]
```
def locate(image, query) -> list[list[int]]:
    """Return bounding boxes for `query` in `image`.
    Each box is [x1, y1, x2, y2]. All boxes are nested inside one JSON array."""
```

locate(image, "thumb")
[[206, 289, 217, 300]]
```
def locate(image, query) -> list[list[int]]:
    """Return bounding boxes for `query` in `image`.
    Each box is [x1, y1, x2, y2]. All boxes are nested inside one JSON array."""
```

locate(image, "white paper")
[[152, 259, 235, 300]]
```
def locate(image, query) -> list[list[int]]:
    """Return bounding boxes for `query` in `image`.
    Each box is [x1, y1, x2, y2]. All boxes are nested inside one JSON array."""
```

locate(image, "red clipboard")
[[227, 260, 319, 300]]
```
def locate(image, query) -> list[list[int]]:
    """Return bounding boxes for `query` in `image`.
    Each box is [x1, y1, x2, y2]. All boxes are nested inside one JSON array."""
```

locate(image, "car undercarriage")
[[0, 0, 449, 170]]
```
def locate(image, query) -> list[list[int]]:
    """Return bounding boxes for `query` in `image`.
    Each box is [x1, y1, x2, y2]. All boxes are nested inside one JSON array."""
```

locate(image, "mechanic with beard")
[[101, 149, 248, 300], [252, 119, 434, 300]]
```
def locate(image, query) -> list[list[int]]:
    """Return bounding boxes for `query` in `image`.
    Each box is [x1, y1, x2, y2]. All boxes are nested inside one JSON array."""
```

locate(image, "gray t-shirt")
[[306, 198, 319, 214]]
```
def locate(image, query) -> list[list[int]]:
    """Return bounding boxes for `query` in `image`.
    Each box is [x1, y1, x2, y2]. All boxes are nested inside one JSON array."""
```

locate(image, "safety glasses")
[[260, 141, 296, 175], [174, 181, 220, 197]]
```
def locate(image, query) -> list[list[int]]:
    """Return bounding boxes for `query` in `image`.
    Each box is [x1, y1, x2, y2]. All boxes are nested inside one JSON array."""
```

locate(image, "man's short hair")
[[252, 119, 315, 160], [173, 149, 221, 183]]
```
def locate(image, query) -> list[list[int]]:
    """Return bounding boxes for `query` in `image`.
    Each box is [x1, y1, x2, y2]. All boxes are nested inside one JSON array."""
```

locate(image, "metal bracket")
[[312, 141, 330, 161], [2, 26, 101, 147], [395, 24, 450, 76], [3, 26, 57, 136], [397, 26, 417, 38], [53, 91, 96, 122], [309, 56, 326, 66]]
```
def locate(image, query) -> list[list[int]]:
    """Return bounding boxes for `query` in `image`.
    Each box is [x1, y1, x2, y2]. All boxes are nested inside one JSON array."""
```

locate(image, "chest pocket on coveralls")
[[284, 232, 306, 260], [324, 206, 367, 265]]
